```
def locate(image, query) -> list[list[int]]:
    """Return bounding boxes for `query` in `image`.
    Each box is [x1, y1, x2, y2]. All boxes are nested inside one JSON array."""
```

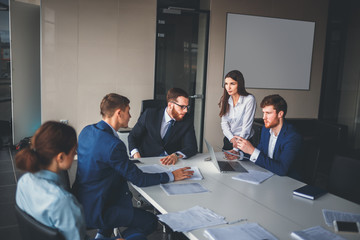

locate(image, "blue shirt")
[[16, 170, 88, 240]]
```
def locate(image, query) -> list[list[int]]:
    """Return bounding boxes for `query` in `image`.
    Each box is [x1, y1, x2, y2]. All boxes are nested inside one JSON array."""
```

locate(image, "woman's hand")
[[230, 137, 239, 148], [224, 149, 240, 160]]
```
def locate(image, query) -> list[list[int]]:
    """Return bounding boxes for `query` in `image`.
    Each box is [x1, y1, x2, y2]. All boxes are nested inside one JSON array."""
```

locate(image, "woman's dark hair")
[[15, 121, 77, 173], [219, 70, 250, 117]]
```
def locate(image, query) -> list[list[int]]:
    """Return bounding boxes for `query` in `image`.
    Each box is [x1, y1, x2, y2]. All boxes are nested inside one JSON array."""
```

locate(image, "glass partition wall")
[[0, 0, 11, 149]]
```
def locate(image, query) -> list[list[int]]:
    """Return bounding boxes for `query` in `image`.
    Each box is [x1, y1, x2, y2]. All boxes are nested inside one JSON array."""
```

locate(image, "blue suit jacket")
[[255, 121, 302, 178], [128, 107, 198, 158], [72, 121, 169, 229]]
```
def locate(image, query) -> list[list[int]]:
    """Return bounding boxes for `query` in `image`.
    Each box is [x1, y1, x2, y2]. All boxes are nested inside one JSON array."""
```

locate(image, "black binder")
[[293, 185, 327, 200]]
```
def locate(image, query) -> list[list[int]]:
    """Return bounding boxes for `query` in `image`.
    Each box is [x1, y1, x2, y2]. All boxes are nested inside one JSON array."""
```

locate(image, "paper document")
[[160, 182, 209, 195], [232, 170, 274, 184], [138, 164, 168, 173], [170, 166, 203, 180], [291, 226, 346, 240], [204, 222, 278, 240], [322, 209, 360, 227], [158, 205, 226, 232]]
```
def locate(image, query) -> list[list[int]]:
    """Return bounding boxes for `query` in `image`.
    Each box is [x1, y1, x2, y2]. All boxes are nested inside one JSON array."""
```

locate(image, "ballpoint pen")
[[227, 218, 247, 224]]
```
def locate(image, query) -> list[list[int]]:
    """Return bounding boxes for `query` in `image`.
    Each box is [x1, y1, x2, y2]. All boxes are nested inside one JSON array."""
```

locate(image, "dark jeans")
[[222, 136, 255, 150], [222, 136, 234, 151], [99, 207, 157, 240]]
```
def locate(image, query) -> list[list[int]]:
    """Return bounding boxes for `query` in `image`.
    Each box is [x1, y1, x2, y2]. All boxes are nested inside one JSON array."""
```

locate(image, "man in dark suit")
[[72, 93, 193, 240], [236, 94, 302, 179], [128, 88, 197, 165]]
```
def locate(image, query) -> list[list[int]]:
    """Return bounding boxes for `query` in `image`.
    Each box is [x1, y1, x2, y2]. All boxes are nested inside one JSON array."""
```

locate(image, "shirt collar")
[[164, 108, 174, 123], [102, 120, 119, 138], [34, 170, 61, 185], [227, 96, 243, 106], [269, 128, 281, 138]]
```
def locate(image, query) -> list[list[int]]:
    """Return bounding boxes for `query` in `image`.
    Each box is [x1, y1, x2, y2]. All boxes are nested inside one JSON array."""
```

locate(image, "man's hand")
[[172, 167, 194, 181], [236, 137, 255, 155], [224, 149, 240, 160], [133, 152, 141, 159], [160, 153, 178, 165]]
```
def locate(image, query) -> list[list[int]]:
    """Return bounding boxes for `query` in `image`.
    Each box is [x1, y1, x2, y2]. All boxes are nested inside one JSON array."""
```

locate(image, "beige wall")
[[41, 0, 329, 148], [41, 0, 157, 132], [204, 0, 329, 148]]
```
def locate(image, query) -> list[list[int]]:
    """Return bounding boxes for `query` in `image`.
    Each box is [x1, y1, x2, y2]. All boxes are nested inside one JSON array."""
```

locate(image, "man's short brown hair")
[[100, 93, 130, 118], [260, 94, 287, 117], [166, 88, 189, 103]]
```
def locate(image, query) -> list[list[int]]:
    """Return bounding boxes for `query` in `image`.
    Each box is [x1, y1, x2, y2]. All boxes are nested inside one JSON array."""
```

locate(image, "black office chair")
[[14, 204, 65, 240], [328, 155, 360, 204], [295, 136, 321, 185], [140, 99, 167, 115]]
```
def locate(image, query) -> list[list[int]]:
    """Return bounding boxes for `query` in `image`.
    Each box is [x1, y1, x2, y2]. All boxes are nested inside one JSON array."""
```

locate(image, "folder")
[[293, 185, 327, 200]]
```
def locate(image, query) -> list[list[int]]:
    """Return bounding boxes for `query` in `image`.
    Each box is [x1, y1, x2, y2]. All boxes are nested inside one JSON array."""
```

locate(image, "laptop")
[[205, 139, 248, 173]]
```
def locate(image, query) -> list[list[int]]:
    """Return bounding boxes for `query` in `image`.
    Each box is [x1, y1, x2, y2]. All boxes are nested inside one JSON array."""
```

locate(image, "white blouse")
[[221, 94, 257, 141]]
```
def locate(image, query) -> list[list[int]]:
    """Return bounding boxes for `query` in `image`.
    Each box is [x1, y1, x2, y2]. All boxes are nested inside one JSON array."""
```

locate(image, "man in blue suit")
[[128, 88, 197, 165], [236, 94, 302, 179], [72, 93, 193, 240]]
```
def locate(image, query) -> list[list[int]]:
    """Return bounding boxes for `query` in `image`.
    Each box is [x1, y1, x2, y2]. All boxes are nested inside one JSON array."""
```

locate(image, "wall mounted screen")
[[224, 13, 315, 90]]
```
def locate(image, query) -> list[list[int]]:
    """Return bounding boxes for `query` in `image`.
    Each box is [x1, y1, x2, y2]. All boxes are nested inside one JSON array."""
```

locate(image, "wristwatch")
[[174, 152, 181, 159]]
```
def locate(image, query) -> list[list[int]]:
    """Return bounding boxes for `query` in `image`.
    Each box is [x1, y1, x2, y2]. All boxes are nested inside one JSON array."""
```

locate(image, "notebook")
[[293, 185, 327, 200], [205, 139, 248, 173]]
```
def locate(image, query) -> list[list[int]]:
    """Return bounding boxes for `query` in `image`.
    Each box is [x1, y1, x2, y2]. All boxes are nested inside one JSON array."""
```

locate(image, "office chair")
[[14, 204, 65, 240], [295, 136, 321, 185], [328, 155, 360, 204], [140, 99, 166, 115]]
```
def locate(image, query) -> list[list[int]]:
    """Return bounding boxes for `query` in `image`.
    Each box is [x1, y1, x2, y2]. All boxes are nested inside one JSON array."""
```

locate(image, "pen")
[[227, 218, 247, 224]]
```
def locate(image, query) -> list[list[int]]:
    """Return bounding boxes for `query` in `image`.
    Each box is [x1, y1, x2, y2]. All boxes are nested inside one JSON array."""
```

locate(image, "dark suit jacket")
[[255, 121, 302, 178], [72, 120, 170, 229], [128, 107, 198, 158]]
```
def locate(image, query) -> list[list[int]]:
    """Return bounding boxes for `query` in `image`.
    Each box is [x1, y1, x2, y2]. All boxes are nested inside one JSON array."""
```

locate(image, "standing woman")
[[219, 70, 256, 158], [15, 121, 122, 240]]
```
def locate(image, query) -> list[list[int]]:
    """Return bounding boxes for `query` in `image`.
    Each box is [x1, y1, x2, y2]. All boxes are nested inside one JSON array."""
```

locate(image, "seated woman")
[[15, 121, 123, 240], [218, 70, 257, 160]]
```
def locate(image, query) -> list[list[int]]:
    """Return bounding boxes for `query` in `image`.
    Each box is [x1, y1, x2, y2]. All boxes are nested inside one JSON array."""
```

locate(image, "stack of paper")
[[322, 209, 360, 227], [160, 183, 208, 195], [139, 164, 204, 181], [291, 226, 346, 240], [232, 170, 274, 184], [138, 164, 168, 173], [157, 205, 226, 232], [204, 223, 278, 240]]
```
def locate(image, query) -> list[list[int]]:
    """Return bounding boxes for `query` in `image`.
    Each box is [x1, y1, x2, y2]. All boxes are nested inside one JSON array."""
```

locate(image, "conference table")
[[131, 153, 360, 240]]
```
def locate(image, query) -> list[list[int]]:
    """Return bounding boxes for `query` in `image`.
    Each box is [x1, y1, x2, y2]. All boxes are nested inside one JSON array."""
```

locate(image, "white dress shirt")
[[250, 128, 279, 162], [221, 94, 256, 142]]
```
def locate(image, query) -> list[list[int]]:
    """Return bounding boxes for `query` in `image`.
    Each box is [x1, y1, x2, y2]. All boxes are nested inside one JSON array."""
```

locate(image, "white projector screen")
[[224, 13, 315, 90]]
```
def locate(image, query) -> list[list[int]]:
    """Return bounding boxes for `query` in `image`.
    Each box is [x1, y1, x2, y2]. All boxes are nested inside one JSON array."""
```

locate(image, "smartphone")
[[333, 220, 360, 233]]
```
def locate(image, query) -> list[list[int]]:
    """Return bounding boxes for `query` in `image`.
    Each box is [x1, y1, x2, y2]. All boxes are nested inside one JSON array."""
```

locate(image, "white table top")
[[131, 153, 360, 240]]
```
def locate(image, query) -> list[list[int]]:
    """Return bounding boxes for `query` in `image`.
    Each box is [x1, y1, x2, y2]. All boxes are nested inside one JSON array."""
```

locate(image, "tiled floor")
[[0, 148, 21, 240], [0, 147, 187, 240]]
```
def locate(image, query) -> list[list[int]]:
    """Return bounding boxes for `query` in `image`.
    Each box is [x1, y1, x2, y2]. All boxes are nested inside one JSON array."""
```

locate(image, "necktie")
[[162, 119, 175, 143]]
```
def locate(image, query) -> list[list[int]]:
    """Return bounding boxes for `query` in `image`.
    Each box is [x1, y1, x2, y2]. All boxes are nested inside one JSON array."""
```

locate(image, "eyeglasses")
[[171, 101, 190, 111]]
